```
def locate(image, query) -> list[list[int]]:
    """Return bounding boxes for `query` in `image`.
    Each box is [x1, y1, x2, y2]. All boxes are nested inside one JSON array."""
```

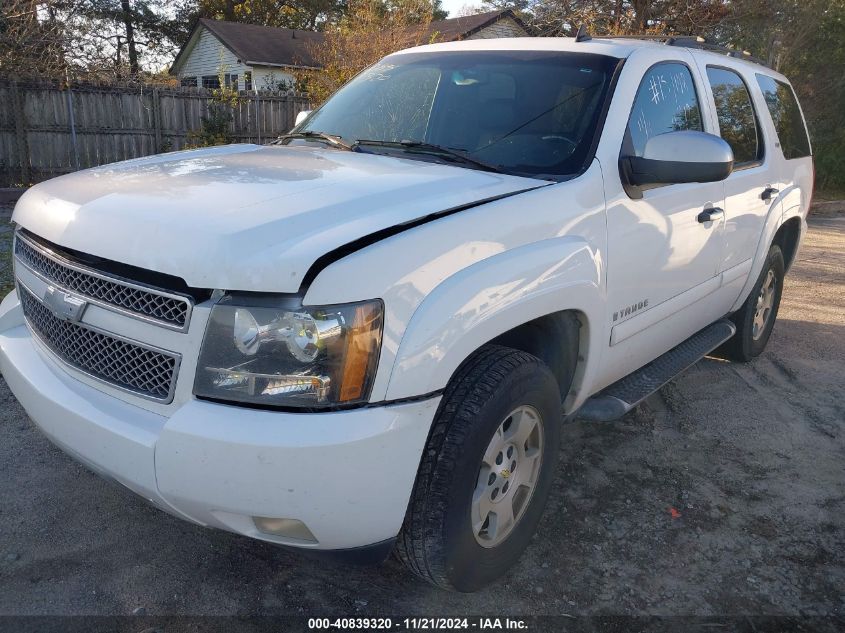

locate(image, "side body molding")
[[384, 237, 604, 405]]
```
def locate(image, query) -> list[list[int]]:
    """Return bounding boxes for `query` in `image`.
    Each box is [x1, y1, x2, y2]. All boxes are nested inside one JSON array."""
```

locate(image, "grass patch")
[[0, 218, 13, 298]]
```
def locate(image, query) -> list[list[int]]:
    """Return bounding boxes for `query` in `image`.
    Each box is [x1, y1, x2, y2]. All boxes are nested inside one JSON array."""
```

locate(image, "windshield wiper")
[[274, 131, 356, 151], [355, 139, 505, 174]]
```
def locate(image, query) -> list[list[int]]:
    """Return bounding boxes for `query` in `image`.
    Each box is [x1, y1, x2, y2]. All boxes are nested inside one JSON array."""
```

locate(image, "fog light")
[[253, 516, 318, 543]]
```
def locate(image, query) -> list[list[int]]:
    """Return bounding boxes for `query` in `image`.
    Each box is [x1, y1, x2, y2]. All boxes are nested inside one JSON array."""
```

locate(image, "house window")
[[201, 75, 220, 89], [180, 76, 197, 88], [225, 73, 238, 90], [244, 71, 252, 92]]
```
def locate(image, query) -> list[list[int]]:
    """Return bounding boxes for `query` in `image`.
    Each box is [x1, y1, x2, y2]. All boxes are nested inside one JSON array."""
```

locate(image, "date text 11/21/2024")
[[307, 617, 529, 630]]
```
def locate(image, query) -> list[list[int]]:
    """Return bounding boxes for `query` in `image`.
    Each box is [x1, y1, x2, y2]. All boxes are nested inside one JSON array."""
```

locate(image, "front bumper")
[[0, 290, 439, 551]]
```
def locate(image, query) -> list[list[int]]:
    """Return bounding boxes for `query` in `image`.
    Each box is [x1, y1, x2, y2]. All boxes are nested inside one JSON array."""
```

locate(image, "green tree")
[[9, 0, 186, 79], [172, 0, 347, 36], [301, 0, 442, 105], [84, 0, 171, 75], [717, 0, 845, 195], [1, 0, 69, 78], [530, 0, 729, 37]]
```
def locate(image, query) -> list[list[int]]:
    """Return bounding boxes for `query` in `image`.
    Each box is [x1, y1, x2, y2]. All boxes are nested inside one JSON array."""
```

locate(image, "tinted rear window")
[[755, 74, 811, 159], [707, 67, 763, 166]]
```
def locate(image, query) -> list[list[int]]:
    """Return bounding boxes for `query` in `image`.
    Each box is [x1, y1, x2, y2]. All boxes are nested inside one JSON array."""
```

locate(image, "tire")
[[396, 344, 565, 592], [721, 244, 785, 362]]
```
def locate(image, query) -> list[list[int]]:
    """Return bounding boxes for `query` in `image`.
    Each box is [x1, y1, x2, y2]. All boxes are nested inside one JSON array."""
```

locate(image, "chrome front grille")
[[19, 284, 180, 402], [14, 232, 192, 330]]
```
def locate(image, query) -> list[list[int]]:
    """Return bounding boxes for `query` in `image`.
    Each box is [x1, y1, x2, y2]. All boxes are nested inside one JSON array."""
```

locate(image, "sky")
[[442, 0, 481, 17]]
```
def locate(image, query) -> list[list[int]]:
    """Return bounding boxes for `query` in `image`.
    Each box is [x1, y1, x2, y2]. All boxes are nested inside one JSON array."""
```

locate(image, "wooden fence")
[[0, 79, 311, 187]]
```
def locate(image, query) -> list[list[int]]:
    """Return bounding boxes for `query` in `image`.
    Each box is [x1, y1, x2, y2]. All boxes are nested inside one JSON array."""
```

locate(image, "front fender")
[[384, 236, 605, 404], [303, 161, 609, 404]]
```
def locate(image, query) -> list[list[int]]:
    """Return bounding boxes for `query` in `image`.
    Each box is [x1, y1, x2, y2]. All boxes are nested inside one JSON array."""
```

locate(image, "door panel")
[[604, 59, 725, 344], [754, 72, 814, 220], [606, 181, 724, 335], [698, 63, 774, 274]]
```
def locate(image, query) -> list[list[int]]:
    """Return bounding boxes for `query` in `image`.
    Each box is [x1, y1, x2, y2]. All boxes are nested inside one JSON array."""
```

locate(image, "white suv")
[[0, 35, 813, 591]]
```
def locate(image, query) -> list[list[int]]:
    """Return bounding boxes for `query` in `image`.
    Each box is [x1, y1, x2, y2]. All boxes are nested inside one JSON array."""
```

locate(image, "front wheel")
[[396, 345, 564, 592], [722, 244, 785, 361]]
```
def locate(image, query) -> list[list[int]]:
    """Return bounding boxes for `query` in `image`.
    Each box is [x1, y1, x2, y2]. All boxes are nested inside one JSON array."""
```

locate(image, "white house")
[[170, 10, 532, 92], [170, 18, 323, 92]]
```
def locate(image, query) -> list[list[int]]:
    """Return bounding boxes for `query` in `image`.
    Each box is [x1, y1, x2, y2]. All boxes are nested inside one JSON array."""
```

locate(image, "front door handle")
[[697, 207, 724, 224], [761, 187, 779, 201]]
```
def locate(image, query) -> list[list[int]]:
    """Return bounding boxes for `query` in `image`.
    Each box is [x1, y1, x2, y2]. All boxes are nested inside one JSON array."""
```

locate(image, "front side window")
[[707, 67, 763, 166], [297, 51, 620, 179], [626, 62, 703, 157], [755, 74, 811, 159]]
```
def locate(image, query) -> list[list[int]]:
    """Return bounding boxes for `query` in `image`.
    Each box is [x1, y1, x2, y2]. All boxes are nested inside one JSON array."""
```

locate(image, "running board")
[[576, 319, 736, 422]]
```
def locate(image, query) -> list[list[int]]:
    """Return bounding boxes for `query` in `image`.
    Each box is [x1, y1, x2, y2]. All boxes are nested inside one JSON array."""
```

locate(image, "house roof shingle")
[[197, 18, 325, 68], [172, 10, 531, 73], [426, 9, 529, 41]]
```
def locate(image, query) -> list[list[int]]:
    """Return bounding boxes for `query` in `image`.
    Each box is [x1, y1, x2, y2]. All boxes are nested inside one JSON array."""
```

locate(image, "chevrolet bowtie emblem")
[[44, 286, 88, 323]]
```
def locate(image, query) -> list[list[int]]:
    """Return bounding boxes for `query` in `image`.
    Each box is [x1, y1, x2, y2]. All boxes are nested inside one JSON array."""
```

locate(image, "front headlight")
[[193, 295, 384, 408]]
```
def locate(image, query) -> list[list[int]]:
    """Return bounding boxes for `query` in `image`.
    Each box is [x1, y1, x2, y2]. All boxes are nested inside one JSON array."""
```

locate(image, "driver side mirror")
[[294, 110, 312, 129], [620, 130, 734, 194]]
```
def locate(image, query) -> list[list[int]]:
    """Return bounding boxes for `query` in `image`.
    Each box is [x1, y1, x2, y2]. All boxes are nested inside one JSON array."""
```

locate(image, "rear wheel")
[[722, 244, 785, 361], [396, 345, 566, 592]]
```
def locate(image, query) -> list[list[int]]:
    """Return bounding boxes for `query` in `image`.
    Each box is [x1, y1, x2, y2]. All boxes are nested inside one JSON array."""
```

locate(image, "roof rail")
[[574, 28, 770, 68]]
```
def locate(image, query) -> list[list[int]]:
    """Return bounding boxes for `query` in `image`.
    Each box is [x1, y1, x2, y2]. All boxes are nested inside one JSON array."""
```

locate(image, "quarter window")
[[626, 63, 703, 157], [755, 74, 811, 159], [707, 67, 763, 166]]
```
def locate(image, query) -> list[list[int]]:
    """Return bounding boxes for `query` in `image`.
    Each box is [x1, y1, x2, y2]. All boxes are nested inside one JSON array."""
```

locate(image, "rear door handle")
[[697, 207, 724, 223], [761, 187, 779, 201]]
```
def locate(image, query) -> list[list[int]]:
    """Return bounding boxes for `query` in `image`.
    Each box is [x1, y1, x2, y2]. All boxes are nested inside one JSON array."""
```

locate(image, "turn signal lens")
[[339, 303, 383, 402]]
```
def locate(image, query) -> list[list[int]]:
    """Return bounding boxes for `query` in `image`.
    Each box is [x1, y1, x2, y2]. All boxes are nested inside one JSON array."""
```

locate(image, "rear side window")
[[627, 62, 703, 157], [755, 74, 811, 159], [707, 67, 763, 166]]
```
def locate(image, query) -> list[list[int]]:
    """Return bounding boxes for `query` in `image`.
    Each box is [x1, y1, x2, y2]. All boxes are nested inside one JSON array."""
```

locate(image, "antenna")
[[575, 24, 591, 42]]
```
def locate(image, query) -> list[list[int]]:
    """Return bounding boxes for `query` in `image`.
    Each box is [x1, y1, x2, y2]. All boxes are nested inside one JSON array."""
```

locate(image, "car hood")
[[13, 144, 546, 293]]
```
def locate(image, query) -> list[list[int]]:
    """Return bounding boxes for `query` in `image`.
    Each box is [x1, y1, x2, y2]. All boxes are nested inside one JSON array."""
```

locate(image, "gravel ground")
[[0, 210, 842, 618]]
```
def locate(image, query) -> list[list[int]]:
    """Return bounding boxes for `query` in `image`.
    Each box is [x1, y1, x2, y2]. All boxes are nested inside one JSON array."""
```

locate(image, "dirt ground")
[[0, 210, 842, 619]]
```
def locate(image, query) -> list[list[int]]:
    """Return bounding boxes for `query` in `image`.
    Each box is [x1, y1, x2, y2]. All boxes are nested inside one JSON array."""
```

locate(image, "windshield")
[[296, 50, 620, 179]]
